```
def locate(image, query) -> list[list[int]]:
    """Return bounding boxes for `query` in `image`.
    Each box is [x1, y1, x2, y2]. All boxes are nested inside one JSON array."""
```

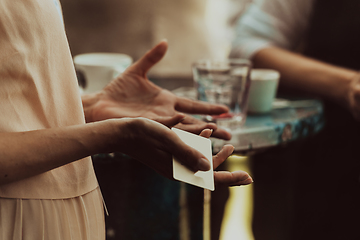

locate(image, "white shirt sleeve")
[[53, 0, 64, 24], [230, 0, 314, 59]]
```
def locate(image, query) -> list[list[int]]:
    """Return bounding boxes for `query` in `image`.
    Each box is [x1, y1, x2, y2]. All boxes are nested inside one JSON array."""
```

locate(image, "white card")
[[172, 128, 215, 191]]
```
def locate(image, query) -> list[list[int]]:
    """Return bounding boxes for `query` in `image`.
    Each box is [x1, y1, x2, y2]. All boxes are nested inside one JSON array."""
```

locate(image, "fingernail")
[[240, 174, 252, 181], [197, 158, 211, 171], [210, 129, 214, 136], [241, 177, 253, 184]]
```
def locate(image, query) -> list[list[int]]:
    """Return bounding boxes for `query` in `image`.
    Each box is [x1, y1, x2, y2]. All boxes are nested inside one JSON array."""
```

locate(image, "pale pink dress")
[[0, 0, 105, 239]]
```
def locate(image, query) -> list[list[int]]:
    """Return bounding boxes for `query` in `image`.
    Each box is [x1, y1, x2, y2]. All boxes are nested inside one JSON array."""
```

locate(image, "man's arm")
[[253, 46, 358, 108], [231, 0, 360, 120]]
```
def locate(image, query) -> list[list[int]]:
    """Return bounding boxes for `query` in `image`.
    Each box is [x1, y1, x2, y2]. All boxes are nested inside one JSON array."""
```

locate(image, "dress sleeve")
[[230, 0, 314, 59]]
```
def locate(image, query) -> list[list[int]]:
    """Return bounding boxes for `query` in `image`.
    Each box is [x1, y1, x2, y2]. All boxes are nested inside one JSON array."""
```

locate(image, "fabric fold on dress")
[[0, 188, 105, 240]]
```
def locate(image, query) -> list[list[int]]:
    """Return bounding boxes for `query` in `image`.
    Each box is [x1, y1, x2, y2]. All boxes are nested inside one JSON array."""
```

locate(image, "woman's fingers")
[[174, 121, 232, 141], [179, 118, 218, 133], [126, 40, 168, 77], [137, 119, 251, 186], [175, 96, 229, 115], [199, 129, 213, 138], [154, 113, 186, 128], [213, 144, 235, 169], [178, 116, 232, 140], [211, 144, 253, 186], [163, 129, 211, 172], [214, 170, 253, 186], [129, 118, 211, 173]]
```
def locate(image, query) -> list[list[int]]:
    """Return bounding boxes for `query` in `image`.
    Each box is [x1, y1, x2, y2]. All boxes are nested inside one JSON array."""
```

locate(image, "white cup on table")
[[247, 69, 280, 114], [74, 53, 133, 94]]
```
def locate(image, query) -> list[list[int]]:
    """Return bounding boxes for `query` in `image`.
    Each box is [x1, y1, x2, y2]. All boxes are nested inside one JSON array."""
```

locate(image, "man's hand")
[[82, 40, 231, 140], [347, 72, 360, 121]]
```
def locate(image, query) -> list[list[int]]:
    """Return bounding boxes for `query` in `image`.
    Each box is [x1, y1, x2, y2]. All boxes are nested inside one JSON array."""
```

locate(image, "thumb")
[[126, 40, 168, 77]]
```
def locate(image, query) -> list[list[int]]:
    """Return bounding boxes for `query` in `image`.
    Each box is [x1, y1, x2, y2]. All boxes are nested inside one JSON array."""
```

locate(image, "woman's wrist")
[[82, 119, 124, 154], [89, 118, 142, 155]]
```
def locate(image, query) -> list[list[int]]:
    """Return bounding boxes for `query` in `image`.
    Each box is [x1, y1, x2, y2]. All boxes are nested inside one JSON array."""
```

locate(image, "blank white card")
[[172, 128, 215, 191]]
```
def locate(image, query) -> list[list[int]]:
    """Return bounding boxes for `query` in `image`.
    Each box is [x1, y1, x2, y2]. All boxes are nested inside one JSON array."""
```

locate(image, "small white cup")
[[247, 69, 280, 114], [74, 53, 133, 94]]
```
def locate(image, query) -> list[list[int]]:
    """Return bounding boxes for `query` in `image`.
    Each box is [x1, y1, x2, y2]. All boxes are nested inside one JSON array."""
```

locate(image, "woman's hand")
[[111, 117, 252, 186], [109, 117, 212, 180], [82, 40, 231, 140]]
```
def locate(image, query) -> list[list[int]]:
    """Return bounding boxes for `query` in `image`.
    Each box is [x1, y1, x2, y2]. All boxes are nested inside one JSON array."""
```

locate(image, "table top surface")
[[170, 85, 324, 153], [211, 98, 324, 153], [153, 79, 325, 154]]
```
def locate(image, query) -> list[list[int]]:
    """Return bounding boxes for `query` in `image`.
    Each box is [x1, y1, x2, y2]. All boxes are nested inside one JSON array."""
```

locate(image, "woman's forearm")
[[253, 46, 357, 106], [0, 119, 119, 185]]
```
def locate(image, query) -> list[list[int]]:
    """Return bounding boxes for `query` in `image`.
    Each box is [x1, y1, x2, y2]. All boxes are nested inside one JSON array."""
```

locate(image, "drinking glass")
[[192, 59, 252, 129]]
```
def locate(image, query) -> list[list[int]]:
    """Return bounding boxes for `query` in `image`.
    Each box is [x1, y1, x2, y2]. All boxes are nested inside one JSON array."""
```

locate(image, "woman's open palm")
[[82, 41, 231, 140]]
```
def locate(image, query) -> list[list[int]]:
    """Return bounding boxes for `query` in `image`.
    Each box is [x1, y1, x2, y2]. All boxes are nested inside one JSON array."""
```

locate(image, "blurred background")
[[61, 0, 252, 79]]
